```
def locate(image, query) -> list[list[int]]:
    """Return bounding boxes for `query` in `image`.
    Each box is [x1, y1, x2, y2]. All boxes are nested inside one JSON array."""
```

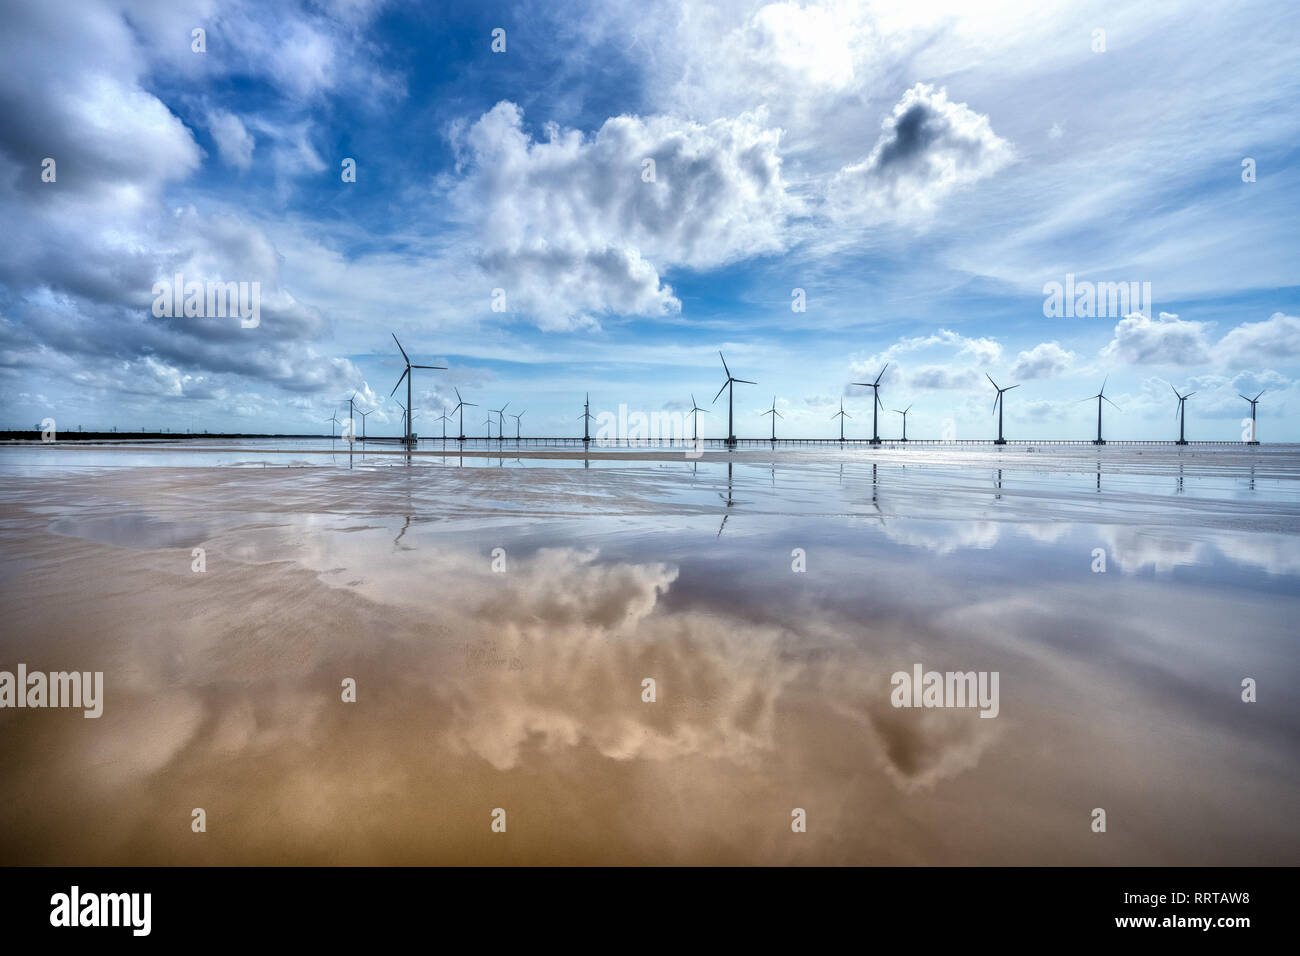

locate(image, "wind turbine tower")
[[687, 394, 709, 443], [389, 333, 446, 445], [712, 352, 756, 448], [1172, 385, 1195, 445], [451, 387, 477, 442], [1240, 390, 1264, 444], [987, 374, 1020, 445], [1080, 377, 1120, 444], [894, 405, 911, 442], [852, 364, 889, 445], [761, 396, 782, 441], [580, 393, 594, 445], [832, 399, 850, 441]]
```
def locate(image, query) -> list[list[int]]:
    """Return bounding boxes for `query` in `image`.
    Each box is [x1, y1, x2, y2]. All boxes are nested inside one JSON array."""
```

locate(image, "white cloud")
[[1010, 341, 1073, 379], [827, 83, 1013, 220], [1101, 311, 1213, 366], [208, 110, 255, 169], [1219, 312, 1300, 369], [453, 101, 797, 329]]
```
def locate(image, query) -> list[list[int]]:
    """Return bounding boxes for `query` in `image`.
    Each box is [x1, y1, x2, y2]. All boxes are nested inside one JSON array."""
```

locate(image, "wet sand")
[[0, 445, 1297, 864]]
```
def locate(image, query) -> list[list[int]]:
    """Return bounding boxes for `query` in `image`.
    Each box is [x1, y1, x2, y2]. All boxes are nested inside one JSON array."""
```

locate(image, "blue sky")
[[2, 0, 1299, 440]]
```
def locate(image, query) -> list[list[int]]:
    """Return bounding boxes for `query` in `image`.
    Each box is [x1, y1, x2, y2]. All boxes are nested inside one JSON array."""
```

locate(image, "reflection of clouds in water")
[[880, 520, 1001, 554], [442, 547, 806, 771], [1019, 523, 1071, 544], [1099, 527, 1300, 575], [1208, 534, 1300, 575], [1098, 527, 1204, 573]]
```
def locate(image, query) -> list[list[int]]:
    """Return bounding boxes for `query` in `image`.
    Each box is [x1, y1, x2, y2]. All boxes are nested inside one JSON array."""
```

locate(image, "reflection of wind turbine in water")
[[718, 460, 734, 537], [1078, 376, 1120, 444]]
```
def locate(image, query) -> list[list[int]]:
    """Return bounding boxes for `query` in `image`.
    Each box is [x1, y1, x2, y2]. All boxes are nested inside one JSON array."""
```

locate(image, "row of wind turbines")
[[326, 338, 1268, 446]]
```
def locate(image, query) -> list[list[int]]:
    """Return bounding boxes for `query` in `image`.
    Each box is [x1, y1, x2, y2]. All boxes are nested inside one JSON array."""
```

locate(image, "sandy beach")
[[0, 442, 1296, 864]]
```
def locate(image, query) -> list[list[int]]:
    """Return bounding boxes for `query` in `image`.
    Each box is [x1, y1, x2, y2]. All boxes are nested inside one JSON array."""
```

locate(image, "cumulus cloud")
[[1101, 311, 1213, 366], [1010, 341, 1074, 379], [1218, 312, 1300, 369], [827, 83, 1013, 220], [453, 101, 796, 330]]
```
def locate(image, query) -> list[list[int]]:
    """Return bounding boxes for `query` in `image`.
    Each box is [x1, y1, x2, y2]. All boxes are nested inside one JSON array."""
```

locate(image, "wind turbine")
[[712, 352, 755, 447], [357, 408, 374, 441], [852, 363, 889, 444], [451, 387, 477, 442], [894, 404, 912, 442], [831, 399, 850, 441], [580, 393, 594, 444], [394, 400, 407, 438], [510, 410, 524, 440], [987, 373, 1020, 445], [490, 402, 509, 441], [1240, 390, 1264, 444], [327, 412, 341, 439], [1079, 376, 1120, 444], [338, 392, 359, 442], [761, 396, 782, 441], [687, 394, 709, 442], [482, 416, 493, 440], [390, 333, 447, 445], [434, 408, 450, 440], [1171, 385, 1195, 445]]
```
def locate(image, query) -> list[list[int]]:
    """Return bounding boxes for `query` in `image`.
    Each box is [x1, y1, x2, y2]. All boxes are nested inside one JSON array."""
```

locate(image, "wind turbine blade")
[[876, 391, 883, 410], [455, 387, 463, 402], [1239, 394, 1250, 402], [389, 368, 408, 396], [992, 394, 1000, 415], [1103, 396, 1121, 410], [735, 378, 757, 385], [412, 364, 447, 370], [1184, 392, 1196, 399], [713, 380, 729, 403], [774, 410, 783, 419], [844, 411, 851, 419], [719, 351, 730, 377], [875, 362, 889, 385], [1005, 384, 1020, 391], [1100, 375, 1108, 394], [1170, 383, 1181, 399], [391, 333, 409, 364], [986, 372, 999, 390], [1255, 390, 1266, 401]]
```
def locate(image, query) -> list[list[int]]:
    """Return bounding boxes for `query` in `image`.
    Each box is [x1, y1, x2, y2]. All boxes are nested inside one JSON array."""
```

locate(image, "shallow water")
[[0, 445, 1296, 863]]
